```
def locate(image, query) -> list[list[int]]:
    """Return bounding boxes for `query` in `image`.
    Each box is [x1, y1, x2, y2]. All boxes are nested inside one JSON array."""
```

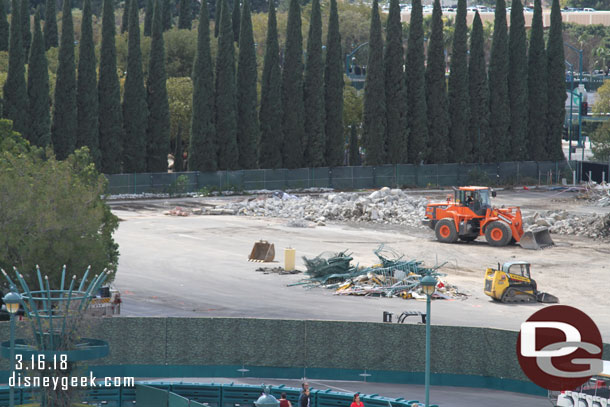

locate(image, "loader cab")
[[455, 187, 493, 215], [501, 261, 531, 280]]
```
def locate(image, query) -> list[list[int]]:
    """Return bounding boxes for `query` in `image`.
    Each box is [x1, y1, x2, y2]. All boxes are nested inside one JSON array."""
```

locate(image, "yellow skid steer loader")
[[484, 261, 558, 303]]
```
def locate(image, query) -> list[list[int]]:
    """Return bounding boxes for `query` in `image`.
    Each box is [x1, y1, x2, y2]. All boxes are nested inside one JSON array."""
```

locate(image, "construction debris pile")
[[223, 187, 428, 228], [292, 245, 466, 300], [583, 182, 610, 207], [165, 206, 192, 216], [523, 210, 610, 240]]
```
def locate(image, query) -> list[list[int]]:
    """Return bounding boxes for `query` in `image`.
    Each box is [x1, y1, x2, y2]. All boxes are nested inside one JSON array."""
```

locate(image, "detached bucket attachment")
[[536, 291, 559, 303], [248, 240, 275, 262], [520, 227, 555, 250]]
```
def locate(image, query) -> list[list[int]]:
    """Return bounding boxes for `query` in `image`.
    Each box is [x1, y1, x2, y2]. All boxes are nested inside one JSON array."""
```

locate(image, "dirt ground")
[[109, 188, 610, 338]]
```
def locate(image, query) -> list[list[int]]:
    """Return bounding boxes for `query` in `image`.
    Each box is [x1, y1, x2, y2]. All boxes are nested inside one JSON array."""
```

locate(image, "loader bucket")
[[519, 227, 555, 250], [536, 292, 559, 303], [248, 240, 275, 262]]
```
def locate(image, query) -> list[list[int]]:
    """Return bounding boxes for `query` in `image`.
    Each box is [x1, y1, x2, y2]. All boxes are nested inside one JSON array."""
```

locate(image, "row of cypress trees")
[[363, 0, 566, 165], [1, 0, 345, 173], [1, 0, 566, 173], [189, 0, 345, 171], [1, 0, 172, 173]]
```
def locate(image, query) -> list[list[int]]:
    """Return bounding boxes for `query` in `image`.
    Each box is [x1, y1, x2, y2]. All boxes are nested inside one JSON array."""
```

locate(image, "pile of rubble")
[[587, 183, 610, 207], [290, 245, 466, 300], [523, 210, 610, 240], [223, 187, 428, 228]]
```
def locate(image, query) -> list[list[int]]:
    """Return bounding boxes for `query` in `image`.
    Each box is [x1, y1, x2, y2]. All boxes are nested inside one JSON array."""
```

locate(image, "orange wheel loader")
[[422, 186, 554, 249]]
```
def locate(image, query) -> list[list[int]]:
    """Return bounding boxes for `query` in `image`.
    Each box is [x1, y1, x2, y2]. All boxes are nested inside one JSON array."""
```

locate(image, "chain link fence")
[[104, 161, 568, 195]]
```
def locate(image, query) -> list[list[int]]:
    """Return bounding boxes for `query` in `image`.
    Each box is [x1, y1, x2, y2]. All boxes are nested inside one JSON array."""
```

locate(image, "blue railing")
[[0, 382, 438, 407]]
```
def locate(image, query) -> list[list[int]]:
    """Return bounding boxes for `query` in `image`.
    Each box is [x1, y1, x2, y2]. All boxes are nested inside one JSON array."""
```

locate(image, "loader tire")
[[485, 221, 512, 247], [435, 219, 458, 243]]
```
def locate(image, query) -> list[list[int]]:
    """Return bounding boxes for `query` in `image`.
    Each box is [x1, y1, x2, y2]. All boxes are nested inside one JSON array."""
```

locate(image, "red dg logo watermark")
[[516, 305, 603, 391]]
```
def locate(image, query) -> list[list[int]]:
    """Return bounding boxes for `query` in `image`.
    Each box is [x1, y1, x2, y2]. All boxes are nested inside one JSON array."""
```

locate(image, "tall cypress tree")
[[21, 0, 30, 60], [27, 10, 50, 147], [0, 0, 9, 51], [448, 0, 469, 163], [121, 0, 129, 33], [3, 0, 27, 135], [51, 0, 77, 160], [405, 0, 427, 164], [236, 0, 258, 169], [303, 0, 324, 167], [468, 12, 491, 163], [546, 0, 565, 161], [280, 0, 305, 168], [508, 0, 528, 160], [147, 0, 171, 171], [162, 0, 171, 30], [527, 0, 547, 161], [144, 0, 153, 36], [189, 0, 217, 171], [215, 0, 238, 169], [488, 0, 510, 162], [384, 0, 406, 164], [99, 0, 124, 173], [231, 0, 239, 42], [76, 0, 100, 165], [178, 0, 191, 28], [425, 0, 449, 163], [43, 0, 57, 49], [258, 0, 282, 168], [214, 0, 219, 37], [123, 0, 148, 172], [323, 0, 343, 167], [362, 0, 385, 165]]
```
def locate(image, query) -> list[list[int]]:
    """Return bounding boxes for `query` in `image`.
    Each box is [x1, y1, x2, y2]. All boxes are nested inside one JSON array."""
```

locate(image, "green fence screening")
[[105, 161, 567, 195], [137, 384, 169, 407]]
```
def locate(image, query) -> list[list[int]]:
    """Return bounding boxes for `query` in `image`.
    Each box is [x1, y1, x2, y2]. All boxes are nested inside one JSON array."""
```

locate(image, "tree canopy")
[[0, 119, 119, 289]]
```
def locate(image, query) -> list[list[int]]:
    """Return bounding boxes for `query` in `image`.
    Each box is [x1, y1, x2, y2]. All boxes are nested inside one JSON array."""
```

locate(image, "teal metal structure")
[[0, 266, 110, 405], [345, 43, 368, 89]]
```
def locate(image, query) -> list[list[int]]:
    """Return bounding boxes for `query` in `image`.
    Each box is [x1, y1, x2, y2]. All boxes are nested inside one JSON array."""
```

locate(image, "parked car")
[[583, 7, 595, 11]]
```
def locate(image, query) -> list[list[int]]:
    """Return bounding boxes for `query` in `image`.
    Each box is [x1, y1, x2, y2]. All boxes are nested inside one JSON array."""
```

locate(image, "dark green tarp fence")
[[105, 161, 568, 195]]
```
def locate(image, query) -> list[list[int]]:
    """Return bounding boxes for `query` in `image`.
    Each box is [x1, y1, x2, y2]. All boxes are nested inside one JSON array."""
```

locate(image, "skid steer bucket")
[[536, 292, 559, 303], [520, 227, 555, 250], [248, 240, 275, 262]]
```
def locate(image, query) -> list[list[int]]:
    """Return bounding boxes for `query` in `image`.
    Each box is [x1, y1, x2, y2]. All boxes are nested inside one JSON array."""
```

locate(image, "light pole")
[[420, 274, 437, 407], [3, 291, 22, 407], [564, 42, 583, 82]]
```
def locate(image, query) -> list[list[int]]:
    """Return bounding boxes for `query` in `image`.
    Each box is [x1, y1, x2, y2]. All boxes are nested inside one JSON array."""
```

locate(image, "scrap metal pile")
[[294, 245, 466, 300]]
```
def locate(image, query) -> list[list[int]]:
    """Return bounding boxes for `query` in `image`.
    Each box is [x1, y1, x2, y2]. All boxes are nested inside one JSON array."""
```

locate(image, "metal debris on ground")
[[255, 266, 301, 275], [297, 245, 467, 300]]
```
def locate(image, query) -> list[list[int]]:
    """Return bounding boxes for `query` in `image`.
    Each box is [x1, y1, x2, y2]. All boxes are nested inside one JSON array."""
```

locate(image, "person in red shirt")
[[350, 394, 364, 407], [279, 393, 292, 407]]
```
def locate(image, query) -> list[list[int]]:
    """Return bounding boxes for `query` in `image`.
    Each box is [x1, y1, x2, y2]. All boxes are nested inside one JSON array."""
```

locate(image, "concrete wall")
[[1, 318, 609, 393]]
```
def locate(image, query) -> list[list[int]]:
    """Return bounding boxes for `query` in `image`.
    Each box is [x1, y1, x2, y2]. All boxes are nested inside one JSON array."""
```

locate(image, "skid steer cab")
[[422, 186, 554, 249]]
